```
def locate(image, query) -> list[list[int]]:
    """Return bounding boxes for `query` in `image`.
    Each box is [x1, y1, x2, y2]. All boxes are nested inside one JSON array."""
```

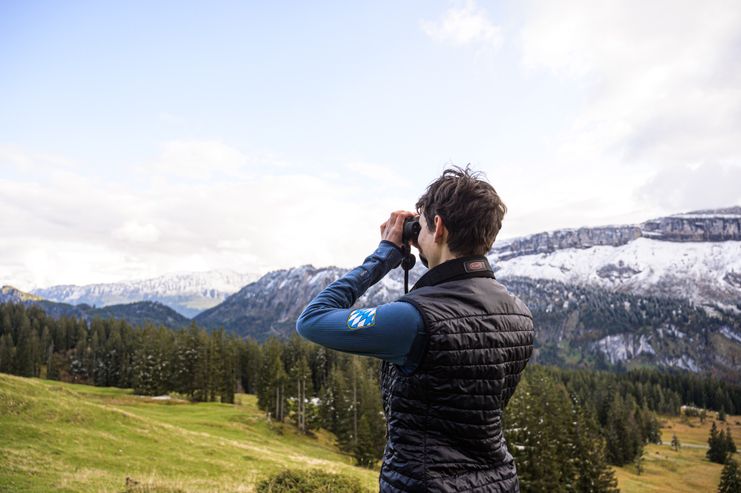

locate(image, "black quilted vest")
[[379, 256, 534, 493]]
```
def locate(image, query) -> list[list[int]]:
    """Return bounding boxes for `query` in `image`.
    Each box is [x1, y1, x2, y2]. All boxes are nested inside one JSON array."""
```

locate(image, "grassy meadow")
[[0, 373, 378, 492], [614, 412, 741, 492], [2, 372, 740, 492]]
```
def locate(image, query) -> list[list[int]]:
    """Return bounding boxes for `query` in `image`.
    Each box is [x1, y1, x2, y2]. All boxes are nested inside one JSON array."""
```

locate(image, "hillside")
[[0, 287, 190, 331], [0, 373, 377, 493], [614, 412, 741, 492], [2, 373, 739, 492]]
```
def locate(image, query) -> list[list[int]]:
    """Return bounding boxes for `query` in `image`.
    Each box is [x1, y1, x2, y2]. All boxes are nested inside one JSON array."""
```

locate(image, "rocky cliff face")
[[641, 206, 741, 242], [492, 206, 741, 262], [493, 226, 642, 261], [0, 286, 43, 303], [502, 276, 741, 380]]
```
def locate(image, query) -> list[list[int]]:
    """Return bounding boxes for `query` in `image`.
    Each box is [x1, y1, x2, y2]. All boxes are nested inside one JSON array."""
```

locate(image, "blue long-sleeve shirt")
[[296, 241, 426, 374]]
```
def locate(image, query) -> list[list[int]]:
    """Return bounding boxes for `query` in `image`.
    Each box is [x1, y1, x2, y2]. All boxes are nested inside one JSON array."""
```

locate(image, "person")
[[296, 166, 534, 492]]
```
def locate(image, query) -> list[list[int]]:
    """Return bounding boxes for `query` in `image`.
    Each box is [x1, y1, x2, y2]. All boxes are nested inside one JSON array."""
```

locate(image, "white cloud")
[[521, 0, 741, 168], [145, 139, 251, 180], [634, 162, 741, 212], [514, 0, 741, 228], [345, 162, 410, 187], [421, 0, 503, 48], [0, 144, 410, 289], [112, 221, 160, 243], [0, 144, 78, 173]]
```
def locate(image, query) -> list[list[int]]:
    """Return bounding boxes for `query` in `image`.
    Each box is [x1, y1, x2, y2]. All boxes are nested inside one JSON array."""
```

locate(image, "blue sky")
[[2, 0, 740, 289]]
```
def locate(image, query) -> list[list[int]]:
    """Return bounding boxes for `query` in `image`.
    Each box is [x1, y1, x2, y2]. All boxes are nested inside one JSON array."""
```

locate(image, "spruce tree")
[[319, 366, 352, 450], [0, 332, 15, 373], [719, 458, 741, 493], [14, 314, 34, 377], [505, 368, 577, 493], [352, 360, 385, 467], [726, 426, 737, 455], [634, 447, 646, 475], [671, 433, 681, 452], [571, 399, 619, 493], [353, 415, 377, 467], [290, 355, 311, 433], [708, 421, 729, 464]]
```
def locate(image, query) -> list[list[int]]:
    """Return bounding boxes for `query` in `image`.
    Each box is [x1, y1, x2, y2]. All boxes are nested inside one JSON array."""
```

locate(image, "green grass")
[[0, 373, 378, 493], [613, 413, 741, 493]]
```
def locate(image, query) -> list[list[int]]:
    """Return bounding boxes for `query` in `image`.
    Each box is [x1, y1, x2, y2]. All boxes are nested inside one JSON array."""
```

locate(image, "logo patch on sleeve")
[[347, 308, 377, 329]]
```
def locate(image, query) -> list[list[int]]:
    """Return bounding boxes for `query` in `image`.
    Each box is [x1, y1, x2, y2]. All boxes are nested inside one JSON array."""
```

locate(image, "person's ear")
[[433, 215, 447, 243]]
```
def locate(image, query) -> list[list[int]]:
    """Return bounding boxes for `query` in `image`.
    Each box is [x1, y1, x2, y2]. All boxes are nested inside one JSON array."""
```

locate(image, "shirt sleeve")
[[296, 240, 425, 370]]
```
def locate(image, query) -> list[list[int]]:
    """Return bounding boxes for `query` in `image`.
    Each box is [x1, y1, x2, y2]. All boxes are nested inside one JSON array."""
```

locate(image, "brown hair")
[[415, 165, 507, 256]]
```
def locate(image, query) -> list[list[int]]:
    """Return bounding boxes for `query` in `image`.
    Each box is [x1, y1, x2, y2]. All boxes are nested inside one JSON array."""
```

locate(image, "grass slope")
[[614, 413, 741, 492], [0, 374, 378, 493]]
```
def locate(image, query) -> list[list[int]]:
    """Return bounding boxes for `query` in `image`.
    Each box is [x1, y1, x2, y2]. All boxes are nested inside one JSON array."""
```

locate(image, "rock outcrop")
[[492, 206, 741, 261]]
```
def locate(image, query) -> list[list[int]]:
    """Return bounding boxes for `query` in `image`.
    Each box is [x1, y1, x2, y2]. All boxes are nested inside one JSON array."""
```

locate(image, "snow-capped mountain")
[[193, 262, 424, 339], [194, 265, 348, 339], [32, 270, 258, 318], [194, 206, 741, 380], [8, 206, 738, 379], [489, 206, 741, 312]]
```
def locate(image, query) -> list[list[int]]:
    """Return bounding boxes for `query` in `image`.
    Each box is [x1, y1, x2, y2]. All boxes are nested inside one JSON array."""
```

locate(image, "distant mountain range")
[[0, 285, 190, 330], [3, 206, 740, 379], [193, 206, 741, 380], [31, 270, 258, 318]]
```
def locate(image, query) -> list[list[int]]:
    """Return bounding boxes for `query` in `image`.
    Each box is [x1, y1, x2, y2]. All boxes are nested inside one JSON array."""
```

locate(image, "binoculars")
[[402, 217, 421, 245]]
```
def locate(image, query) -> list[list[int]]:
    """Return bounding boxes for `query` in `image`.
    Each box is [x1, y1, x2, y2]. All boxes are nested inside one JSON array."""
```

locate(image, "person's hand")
[[380, 210, 416, 248]]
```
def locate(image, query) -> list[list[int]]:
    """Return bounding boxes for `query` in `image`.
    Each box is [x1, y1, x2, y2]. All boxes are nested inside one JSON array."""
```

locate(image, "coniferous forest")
[[2, 301, 741, 491]]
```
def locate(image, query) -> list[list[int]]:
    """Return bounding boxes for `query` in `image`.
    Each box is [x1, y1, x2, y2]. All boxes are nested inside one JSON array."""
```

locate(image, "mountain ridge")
[[31, 269, 258, 318], [4, 206, 739, 379]]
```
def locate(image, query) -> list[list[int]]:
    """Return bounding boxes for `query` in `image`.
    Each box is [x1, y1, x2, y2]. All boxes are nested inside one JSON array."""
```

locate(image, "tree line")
[[2, 300, 741, 488]]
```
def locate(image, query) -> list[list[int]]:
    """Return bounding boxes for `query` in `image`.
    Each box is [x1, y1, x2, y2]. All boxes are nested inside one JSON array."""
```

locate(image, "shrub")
[[257, 469, 364, 493]]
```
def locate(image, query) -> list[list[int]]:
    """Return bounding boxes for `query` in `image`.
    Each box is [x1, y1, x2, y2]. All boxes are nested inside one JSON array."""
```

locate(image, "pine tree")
[[290, 355, 310, 433], [257, 338, 287, 420], [719, 458, 741, 493], [571, 398, 619, 493], [14, 314, 34, 377], [634, 447, 646, 475], [605, 392, 642, 465], [671, 433, 681, 452], [191, 328, 211, 402], [131, 325, 171, 396], [351, 359, 385, 467], [726, 426, 737, 455], [505, 369, 577, 493], [353, 415, 377, 467], [708, 421, 729, 464], [0, 332, 15, 373], [239, 337, 262, 394], [319, 365, 352, 450]]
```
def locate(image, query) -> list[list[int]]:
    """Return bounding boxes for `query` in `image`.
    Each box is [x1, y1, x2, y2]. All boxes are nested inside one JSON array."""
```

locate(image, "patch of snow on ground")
[[664, 355, 700, 372], [594, 333, 656, 364], [720, 326, 741, 344]]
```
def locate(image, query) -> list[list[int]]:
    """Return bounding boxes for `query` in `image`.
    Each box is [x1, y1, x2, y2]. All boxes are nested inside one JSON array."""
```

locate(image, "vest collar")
[[412, 255, 495, 291]]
